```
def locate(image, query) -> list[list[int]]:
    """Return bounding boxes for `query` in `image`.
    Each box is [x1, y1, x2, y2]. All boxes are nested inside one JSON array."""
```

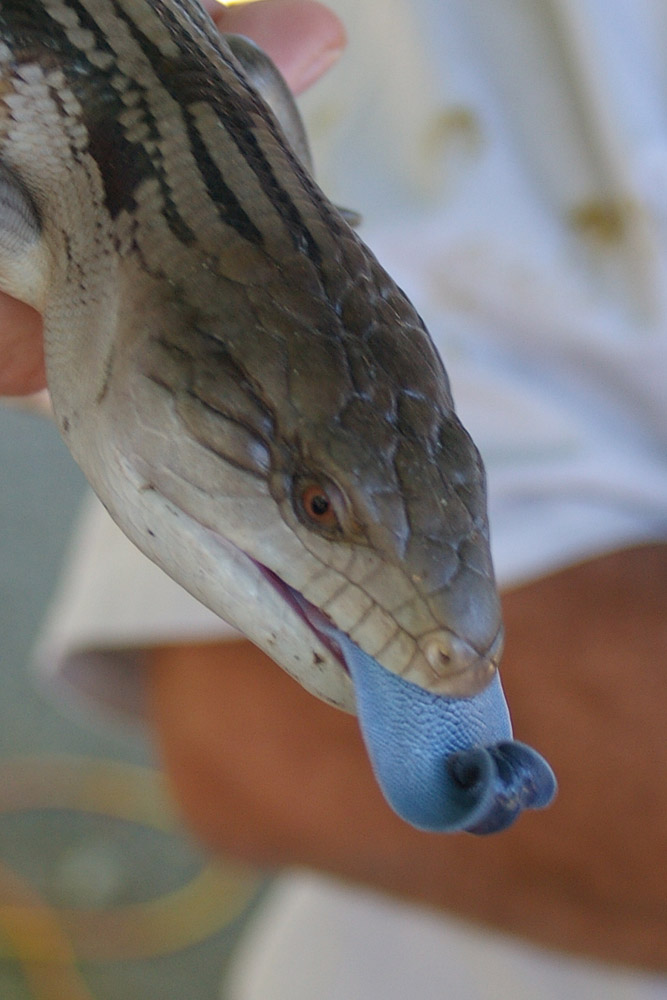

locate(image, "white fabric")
[[225, 872, 666, 1000], [33, 0, 667, 996]]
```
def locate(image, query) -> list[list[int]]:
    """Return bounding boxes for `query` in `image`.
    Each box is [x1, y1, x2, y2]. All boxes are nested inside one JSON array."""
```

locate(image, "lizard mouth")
[[255, 563, 503, 695], [255, 565, 349, 671]]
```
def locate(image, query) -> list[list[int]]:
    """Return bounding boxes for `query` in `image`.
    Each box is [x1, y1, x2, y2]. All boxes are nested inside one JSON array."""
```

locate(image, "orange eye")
[[300, 483, 339, 528]]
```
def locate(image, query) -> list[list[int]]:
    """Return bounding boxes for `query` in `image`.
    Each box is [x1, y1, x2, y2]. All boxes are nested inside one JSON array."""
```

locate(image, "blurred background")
[[0, 404, 266, 1000]]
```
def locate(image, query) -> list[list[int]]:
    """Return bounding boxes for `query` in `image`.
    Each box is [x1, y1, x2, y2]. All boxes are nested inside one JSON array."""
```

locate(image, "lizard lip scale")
[[258, 565, 557, 833]]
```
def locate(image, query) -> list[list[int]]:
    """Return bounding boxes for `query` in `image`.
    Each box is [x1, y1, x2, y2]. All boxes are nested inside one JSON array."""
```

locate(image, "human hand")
[[0, 0, 345, 396]]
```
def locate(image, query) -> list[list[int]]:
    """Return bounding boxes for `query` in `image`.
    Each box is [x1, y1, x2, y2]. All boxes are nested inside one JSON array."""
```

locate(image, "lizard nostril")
[[423, 632, 475, 678], [420, 630, 498, 696], [423, 637, 453, 676]]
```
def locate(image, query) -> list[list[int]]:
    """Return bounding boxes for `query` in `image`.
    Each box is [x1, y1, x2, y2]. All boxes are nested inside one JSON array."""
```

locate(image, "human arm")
[[147, 544, 667, 971]]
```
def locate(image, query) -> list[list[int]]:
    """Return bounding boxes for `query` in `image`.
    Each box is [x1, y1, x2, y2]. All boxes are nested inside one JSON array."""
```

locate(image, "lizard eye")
[[296, 480, 342, 531]]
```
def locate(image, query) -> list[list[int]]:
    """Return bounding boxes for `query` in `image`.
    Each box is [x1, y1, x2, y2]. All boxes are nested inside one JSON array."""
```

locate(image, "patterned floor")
[[0, 406, 266, 1000]]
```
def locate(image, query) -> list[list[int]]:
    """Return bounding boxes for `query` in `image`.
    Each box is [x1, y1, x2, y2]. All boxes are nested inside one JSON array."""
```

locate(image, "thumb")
[[204, 0, 346, 93]]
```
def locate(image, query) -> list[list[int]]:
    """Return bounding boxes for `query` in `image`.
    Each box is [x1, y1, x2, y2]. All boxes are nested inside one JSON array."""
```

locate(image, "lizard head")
[[125, 241, 505, 703]]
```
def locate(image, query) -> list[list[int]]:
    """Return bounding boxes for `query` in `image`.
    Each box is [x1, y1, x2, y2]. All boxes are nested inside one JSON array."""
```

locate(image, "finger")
[[0, 295, 45, 395], [203, 0, 346, 94]]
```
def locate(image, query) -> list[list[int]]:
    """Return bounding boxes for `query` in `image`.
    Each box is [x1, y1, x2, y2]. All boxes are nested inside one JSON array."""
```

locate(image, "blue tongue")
[[337, 634, 556, 834]]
